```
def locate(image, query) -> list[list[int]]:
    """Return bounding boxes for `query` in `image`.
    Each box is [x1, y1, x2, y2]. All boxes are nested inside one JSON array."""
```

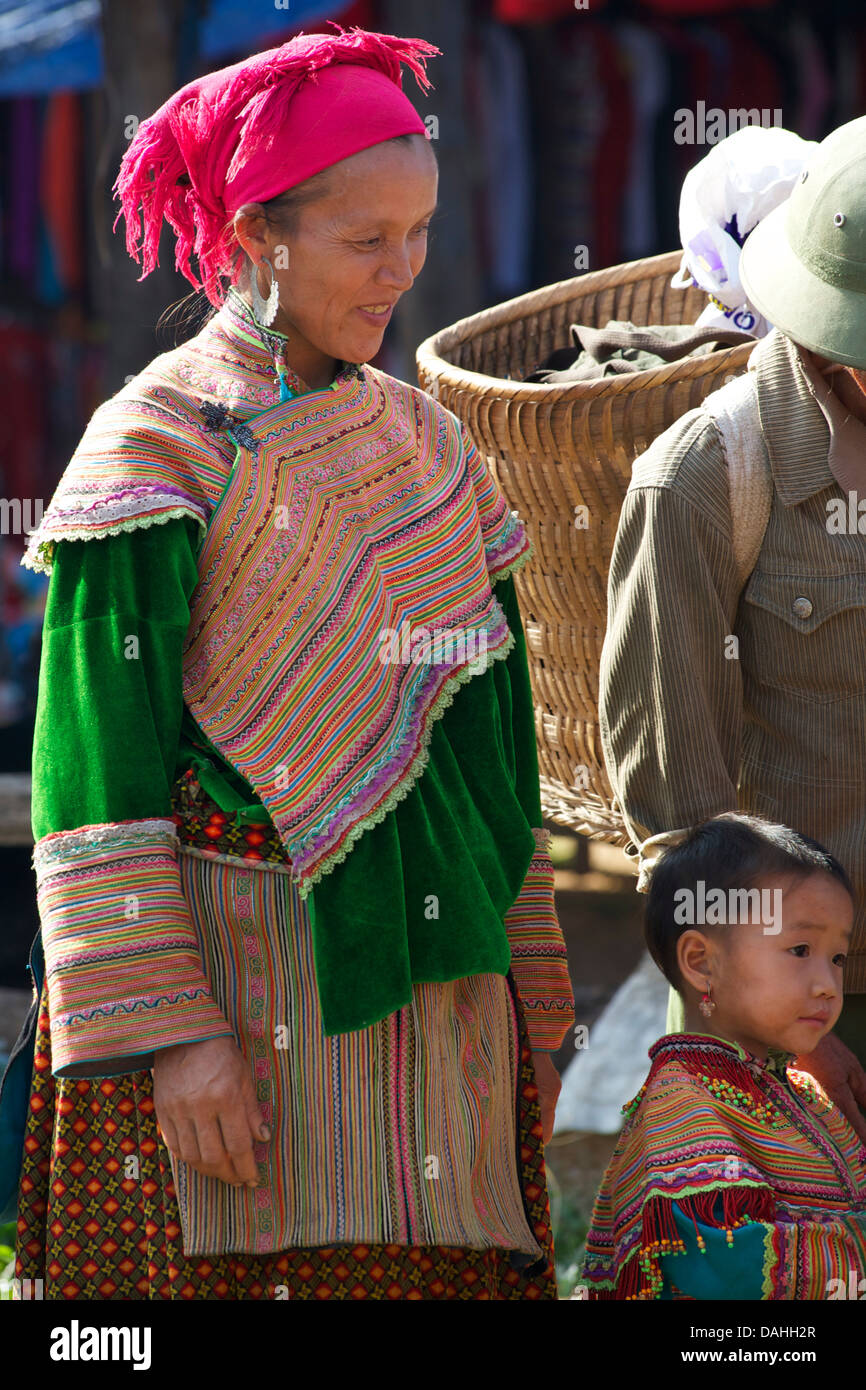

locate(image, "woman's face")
[[243, 135, 438, 383]]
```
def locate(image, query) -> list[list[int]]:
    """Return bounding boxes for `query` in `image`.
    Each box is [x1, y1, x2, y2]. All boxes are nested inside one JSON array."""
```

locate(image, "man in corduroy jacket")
[[599, 115, 866, 1136]]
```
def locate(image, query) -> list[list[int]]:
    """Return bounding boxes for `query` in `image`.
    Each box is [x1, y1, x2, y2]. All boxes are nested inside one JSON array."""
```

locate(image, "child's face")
[[685, 871, 853, 1059]]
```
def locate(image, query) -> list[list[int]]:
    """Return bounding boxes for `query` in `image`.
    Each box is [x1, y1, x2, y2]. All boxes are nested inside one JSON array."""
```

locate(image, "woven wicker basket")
[[415, 249, 755, 844]]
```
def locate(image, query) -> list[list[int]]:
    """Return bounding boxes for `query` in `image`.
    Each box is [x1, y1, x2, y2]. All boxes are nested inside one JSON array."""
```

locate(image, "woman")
[[11, 26, 574, 1300]]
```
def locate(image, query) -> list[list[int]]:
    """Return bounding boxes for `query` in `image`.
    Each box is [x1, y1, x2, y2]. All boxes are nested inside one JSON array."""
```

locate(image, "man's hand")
[[153, 1036, 271, 1187], [795, 1031, 866, 1144], [531, 1051, 562, 1144]]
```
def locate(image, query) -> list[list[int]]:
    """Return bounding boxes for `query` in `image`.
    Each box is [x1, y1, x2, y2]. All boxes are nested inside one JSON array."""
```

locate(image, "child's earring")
[[699, 982, 716, 1018]]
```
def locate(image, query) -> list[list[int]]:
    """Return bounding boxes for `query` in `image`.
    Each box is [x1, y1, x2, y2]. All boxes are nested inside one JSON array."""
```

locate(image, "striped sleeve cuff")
[[504, 826, 575, 1051], [34, 818, 232, 1077]]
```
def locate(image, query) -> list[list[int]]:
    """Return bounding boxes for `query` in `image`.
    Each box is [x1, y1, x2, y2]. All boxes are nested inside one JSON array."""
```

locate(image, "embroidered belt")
[[170, 768, 289, 867]]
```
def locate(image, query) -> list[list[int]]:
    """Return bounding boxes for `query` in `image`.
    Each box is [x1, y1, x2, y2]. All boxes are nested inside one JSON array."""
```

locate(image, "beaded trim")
[[696, 1072, 787, 1130], [33, 818, 179, 872]]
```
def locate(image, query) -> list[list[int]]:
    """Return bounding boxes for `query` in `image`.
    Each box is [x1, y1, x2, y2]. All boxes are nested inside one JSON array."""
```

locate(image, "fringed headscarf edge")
[[112, 23, 440, 307]]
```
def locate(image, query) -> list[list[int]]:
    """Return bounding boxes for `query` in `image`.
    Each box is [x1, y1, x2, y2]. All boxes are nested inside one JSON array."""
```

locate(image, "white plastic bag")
[[671, 125, 818, 337]]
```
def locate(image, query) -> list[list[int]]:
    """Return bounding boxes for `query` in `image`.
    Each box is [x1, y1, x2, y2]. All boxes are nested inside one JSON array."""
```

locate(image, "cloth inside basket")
[[523, 319, 754, 383]]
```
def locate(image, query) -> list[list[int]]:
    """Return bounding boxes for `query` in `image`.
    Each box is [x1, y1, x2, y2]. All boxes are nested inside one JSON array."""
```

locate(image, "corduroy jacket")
[[600, 326, 866, 990]]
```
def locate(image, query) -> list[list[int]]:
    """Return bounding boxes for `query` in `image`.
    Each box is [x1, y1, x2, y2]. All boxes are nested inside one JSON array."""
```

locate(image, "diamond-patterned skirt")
[[14, 979, 558, 1300]]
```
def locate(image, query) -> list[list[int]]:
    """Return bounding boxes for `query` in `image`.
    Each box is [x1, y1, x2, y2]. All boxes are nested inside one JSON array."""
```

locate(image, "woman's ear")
[[232, 204, 270, 262], [677, 930, 717, 995]]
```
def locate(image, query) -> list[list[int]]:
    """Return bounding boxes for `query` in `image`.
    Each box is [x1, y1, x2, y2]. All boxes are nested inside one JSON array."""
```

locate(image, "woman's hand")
[[531, 1051, 562, 1144], [152, 1036, 271, 1186]]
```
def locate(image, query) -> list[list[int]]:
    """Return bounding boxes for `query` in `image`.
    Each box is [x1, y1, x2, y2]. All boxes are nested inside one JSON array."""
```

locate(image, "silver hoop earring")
[[251, 256, 280, 328]]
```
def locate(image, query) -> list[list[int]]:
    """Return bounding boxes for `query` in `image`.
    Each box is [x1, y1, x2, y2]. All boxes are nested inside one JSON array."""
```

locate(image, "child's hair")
[[645, 812, 852, 989]]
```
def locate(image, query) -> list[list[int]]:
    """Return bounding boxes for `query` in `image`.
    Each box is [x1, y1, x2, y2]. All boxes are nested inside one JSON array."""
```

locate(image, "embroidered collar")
[[218, 288, 364, 396], [651, 1031, 795, 1079]]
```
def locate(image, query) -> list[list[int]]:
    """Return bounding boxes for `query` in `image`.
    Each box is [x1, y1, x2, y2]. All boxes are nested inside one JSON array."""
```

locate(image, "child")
[[580, 813, 866, 1300]]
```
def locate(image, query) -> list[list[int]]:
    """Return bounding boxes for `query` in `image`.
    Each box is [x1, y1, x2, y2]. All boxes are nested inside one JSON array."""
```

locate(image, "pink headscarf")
[[114, 24, 439, 306]]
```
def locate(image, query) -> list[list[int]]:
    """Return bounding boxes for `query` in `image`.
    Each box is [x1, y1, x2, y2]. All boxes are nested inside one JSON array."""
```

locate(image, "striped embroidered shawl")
[[24, 292, 532, 899], [582, 1033, 866, 1300]]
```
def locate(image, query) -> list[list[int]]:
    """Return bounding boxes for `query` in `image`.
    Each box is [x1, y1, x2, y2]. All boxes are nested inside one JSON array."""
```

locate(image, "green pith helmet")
[[740, 115, 866, 367]]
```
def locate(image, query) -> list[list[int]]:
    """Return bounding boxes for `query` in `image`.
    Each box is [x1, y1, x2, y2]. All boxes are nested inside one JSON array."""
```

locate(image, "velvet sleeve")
[[30, 515, 234, 1077]]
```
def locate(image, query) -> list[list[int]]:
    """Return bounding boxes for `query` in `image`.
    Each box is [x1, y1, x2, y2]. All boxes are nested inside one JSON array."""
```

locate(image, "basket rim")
[[415, 248, 755, 402]]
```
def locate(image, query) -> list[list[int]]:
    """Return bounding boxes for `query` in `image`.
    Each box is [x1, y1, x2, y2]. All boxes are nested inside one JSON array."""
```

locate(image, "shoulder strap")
[[701, 369, 773, 591]]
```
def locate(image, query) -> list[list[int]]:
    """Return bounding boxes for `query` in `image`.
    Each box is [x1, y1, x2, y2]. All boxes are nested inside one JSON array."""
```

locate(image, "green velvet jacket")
[[30, 514, 575, 1075]]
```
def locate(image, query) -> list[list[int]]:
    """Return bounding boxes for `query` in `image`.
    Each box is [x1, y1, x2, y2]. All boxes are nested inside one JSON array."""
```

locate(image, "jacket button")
[[792, 596, 813, 619]]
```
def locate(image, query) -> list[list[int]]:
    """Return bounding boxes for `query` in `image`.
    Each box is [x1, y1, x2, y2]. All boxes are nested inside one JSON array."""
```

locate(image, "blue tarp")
[[0, 0, 101, 94], [201, 1, 342, 59], [0, 0, 347, 96]]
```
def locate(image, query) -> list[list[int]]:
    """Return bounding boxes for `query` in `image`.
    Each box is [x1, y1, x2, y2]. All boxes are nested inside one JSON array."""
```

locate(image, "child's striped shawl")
[[582, 1032, 866, 1300]]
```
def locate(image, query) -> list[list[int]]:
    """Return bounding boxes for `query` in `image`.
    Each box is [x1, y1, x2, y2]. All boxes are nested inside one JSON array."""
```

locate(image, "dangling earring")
[[250, 256, 280, 328], [699, 983, 716, 1018]]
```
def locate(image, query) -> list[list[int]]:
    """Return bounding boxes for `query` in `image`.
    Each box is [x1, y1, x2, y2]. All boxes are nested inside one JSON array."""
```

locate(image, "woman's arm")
[[491, 573, 575, 1139], [494, 572, 575, 1055], [32, 515, 270, 1186], [31, 515, 234, 1077]]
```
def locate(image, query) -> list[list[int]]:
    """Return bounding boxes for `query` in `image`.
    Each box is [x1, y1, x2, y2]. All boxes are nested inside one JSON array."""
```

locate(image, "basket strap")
[[701, 368, 773, 591]]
